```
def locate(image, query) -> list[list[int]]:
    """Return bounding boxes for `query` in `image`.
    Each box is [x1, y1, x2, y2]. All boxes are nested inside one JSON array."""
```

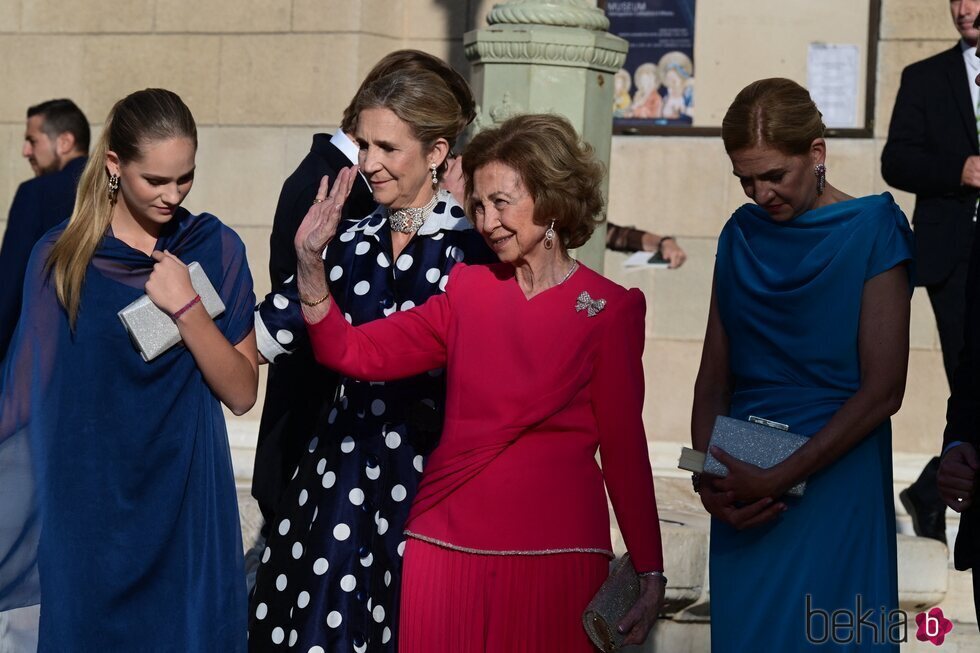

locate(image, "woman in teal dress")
[[692, 78, 913, 651]]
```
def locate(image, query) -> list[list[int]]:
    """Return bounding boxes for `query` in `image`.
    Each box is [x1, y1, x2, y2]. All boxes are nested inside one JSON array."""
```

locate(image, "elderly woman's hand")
[[294, 167, 358, 271], [699, 479, 786, 531], [616, 574, 665, 646]]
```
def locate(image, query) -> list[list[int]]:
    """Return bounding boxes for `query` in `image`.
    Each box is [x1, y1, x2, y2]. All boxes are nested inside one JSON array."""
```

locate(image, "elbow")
[[228, 392, 257, 417]]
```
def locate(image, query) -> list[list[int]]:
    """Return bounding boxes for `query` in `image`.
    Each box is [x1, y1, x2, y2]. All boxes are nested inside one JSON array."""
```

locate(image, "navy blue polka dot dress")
[[249, 191, 495, 652]]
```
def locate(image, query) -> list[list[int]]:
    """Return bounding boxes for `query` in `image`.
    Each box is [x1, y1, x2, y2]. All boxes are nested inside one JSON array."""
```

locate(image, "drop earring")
[[430, 163, 438, 188], [814, 163, 826, 196], [544, 220, 556, 250], [107, 174, 120, 202]]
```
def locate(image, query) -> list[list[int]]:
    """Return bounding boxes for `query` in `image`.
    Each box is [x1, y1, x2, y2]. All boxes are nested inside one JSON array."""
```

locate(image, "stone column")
[[464, 0, 628, 268]]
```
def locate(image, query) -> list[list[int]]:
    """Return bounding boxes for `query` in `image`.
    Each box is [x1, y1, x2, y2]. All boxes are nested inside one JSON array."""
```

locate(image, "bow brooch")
[[575, 291, 606, 317]]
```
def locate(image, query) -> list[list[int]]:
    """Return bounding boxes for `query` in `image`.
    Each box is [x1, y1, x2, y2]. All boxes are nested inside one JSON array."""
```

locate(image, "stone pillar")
[[464, 0, 628, 269]]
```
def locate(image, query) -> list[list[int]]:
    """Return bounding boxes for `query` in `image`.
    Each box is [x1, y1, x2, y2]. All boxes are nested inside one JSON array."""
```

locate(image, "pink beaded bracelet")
[[172, 294, 201, 320]]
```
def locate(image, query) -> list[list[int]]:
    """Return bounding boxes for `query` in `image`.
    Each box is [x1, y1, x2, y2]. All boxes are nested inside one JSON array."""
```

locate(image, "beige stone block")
[[0, 0, 21, 32], [642, 339, 703, 442], [188, 126, 287, 231], [875, 40, 952, 140], [608, 136, 731, 240], [79, 35, 221, 126], [356, 34, 408, 83], [292, 0, 363, 32], [405, 0, 465, 39], [827, 138, 877, 198], [235, 225, 273, 301], [891, 349, 949, 454], [360, 0, 408, 37], [650, 239, 714, 342], [219, 34, 359, 125], [0, 36, 86, 122], [21, 0, 153, 32], [880, 0, 957, 41], [0, 124, 25, 217], [155, 0, 291, 33], [897, 534, 949, 610], [910, 288, 941, 351]]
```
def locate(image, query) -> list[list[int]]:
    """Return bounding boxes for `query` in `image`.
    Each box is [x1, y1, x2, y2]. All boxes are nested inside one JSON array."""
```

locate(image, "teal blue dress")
[[710, 194, 913, 651]]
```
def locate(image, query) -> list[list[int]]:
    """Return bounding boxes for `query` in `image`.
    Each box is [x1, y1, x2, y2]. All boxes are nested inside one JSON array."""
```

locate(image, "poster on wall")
[[606, 0, 696, 129]]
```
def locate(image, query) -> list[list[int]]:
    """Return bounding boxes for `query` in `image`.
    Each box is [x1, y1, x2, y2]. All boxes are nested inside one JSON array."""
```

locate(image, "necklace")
[[388, 192, 440, 234], [557, 260, 578, 285]]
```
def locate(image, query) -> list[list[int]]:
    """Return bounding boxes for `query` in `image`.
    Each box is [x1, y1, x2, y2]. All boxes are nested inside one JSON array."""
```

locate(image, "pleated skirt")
[[399, 538, 609, 653]]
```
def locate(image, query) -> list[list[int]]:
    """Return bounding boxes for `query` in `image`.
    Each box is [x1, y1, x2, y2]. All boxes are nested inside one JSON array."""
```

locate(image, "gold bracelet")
[[299, 290, 330, 307]]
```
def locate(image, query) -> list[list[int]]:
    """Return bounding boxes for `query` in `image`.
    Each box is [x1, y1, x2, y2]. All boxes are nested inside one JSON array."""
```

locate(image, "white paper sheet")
[[807, 43, 860, 129]]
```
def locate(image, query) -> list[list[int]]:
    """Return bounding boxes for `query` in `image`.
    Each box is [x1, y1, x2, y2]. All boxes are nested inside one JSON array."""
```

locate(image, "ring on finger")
[[313, 198, 326, 204]]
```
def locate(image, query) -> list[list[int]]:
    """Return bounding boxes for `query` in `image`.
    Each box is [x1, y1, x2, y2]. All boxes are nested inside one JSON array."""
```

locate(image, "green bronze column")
[[464, 0, 628, 268]]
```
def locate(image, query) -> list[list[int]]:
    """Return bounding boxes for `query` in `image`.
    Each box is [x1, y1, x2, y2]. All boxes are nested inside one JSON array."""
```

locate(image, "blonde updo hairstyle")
[[461, 113, 605, 251], [721, 78, 825, 156], [349, 63, 475, 178]]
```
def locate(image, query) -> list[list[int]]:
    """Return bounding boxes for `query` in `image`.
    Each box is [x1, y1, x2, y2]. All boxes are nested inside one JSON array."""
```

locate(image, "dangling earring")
[[430, 163, 438, 189], [544, 220, 556, 250], [814, 163, 826, 196], [107, 174, 120, 203]]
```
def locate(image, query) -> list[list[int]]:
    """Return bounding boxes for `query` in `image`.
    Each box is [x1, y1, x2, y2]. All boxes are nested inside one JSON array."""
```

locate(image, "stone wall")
[[0, 0, 960, 457]]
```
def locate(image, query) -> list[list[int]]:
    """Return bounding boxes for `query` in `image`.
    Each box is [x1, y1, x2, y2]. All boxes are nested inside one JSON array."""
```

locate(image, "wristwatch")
[[658, 235, 675, 254]]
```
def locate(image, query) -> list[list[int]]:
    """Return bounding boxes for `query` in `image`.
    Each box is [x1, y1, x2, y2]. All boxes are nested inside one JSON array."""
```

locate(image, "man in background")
[[881, 0, 980, 543], [0, 99, 89, 362]]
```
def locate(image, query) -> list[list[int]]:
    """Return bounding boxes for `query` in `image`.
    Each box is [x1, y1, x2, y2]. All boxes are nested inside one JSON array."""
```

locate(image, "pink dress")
[[307, 262, 663, 651]]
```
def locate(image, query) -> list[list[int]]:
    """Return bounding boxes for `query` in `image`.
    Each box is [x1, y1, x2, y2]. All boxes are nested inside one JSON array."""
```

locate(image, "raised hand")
[[294, 166, 359, 268]]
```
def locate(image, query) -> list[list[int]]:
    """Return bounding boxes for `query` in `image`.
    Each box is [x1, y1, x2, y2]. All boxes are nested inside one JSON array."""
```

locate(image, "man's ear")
[[55, 131, 77, 157]]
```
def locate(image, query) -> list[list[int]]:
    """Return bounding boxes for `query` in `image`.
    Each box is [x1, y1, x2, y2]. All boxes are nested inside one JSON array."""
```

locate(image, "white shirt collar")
[[330, 129, 359, 165]]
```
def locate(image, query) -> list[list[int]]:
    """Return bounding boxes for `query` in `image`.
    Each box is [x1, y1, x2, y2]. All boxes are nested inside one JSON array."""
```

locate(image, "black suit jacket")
[[252, 134, 375, 526], [0, 156, 86, 363], [944, 227, 980, 572], [881, 44, 978, 287]]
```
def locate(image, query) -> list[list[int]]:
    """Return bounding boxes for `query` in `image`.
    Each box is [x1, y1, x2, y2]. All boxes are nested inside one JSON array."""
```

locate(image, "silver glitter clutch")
[[117, 262, 225, 362], [582, 554, 639, 652], [704, 415, 808, 497]]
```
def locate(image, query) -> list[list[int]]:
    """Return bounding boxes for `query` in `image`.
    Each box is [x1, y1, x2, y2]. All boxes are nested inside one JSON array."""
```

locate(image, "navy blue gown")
[[249, 191, 495, 652], [0, 209, 255, 651], [710, 194, 913, 651]]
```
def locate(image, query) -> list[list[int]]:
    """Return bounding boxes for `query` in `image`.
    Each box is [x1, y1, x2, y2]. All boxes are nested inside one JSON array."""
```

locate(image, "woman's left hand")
[[617, 574, 665, 646], [709, 446, 787, 502], [145, 250, 197, 316], [659, 238, 687, 269]]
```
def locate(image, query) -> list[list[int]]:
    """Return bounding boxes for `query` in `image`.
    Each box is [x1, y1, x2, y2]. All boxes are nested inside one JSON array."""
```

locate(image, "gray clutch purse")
[[582, 554, 639, 653], [704, 415, 809, 497], [117, 261, 225, 362]]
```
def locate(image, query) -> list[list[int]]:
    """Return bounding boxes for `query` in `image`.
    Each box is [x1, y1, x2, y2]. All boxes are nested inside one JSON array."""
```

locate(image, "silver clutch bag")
[[117, 261, 225, 362], [704, 415, 809, 497], [582, 554, 639, 653]]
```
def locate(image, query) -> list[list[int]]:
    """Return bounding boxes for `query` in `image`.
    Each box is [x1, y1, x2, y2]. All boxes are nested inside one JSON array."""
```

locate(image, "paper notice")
[[807, 43, 860, 129]]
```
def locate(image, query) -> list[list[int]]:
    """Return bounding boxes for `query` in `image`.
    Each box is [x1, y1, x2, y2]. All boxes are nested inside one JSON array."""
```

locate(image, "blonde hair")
[[350, 67, 475, 175], [47, 88, 196, 327], [721, 78, 825, 155], [461, 114, 605, 250]]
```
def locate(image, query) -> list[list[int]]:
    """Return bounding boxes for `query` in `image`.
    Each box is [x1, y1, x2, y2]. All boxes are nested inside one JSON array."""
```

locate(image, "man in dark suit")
[[250, 119, 375, 554], [881, 0, 980, 544], [939, 9, 980, 628], [0, 99, 88, 362]]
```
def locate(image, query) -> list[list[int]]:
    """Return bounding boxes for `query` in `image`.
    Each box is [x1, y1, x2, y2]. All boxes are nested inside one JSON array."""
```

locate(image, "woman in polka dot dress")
[[248, 65, 495, 652]]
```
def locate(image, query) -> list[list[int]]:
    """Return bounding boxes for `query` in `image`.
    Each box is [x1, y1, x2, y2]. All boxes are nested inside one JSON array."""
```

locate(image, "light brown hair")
[[47, 88, 197, 327], [461, 114, 605, 250], [349, 66, 475, 174], [340, 50, 475, 144], [721, 78, 825, 155]]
